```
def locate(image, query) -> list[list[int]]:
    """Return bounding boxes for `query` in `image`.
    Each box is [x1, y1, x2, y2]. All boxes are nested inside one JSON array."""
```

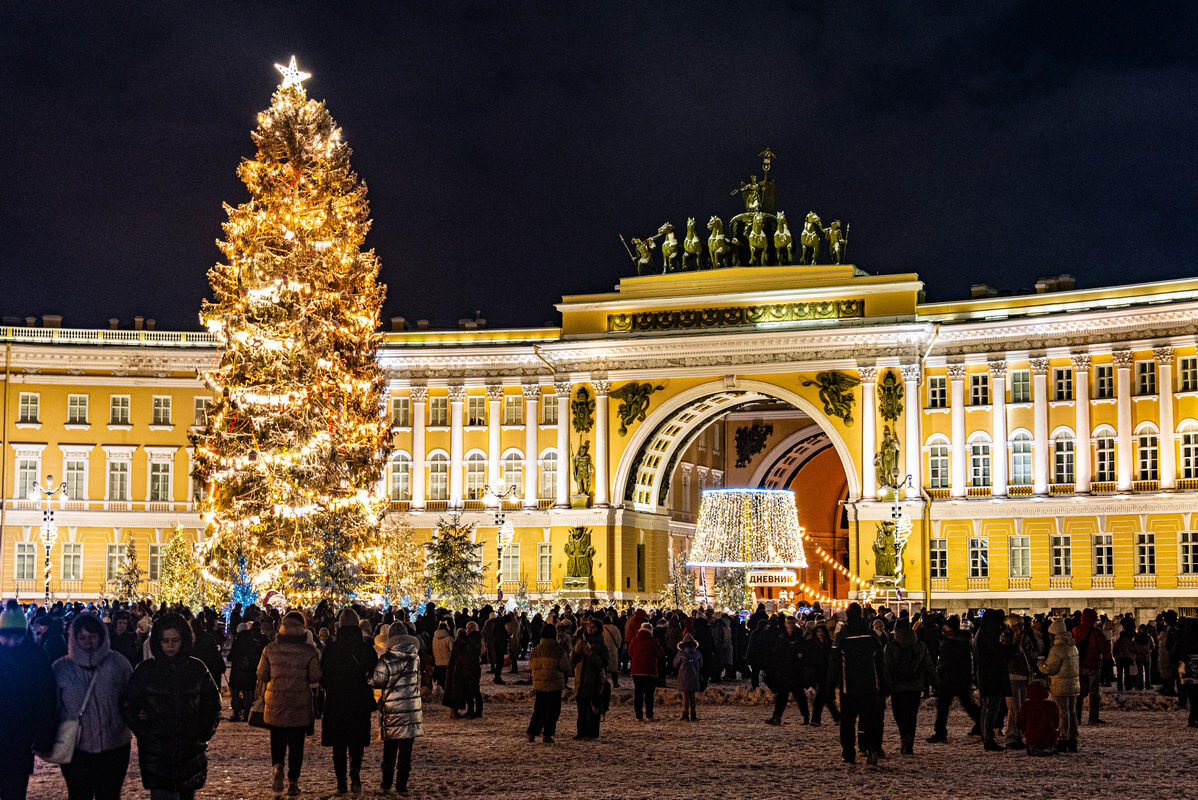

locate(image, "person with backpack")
[[571, 617, 609, 740], [1072, 608, 1111, 725], [883, 618, 938, 755]]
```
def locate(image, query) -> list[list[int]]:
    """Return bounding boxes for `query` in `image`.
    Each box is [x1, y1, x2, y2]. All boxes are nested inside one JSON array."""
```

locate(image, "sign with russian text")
[[746, 570, 797, 587]]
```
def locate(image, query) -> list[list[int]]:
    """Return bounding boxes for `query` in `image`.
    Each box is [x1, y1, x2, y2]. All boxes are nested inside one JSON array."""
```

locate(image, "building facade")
[[3, 264, 1197, 617]]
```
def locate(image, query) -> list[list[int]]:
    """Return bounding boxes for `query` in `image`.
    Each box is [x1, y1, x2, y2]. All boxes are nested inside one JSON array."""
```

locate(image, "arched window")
[[502, 452, 523, 495], [1092, 425, 1117, 483], [926, 435, 950, 490], [967, 432, 991, 487], [1134, 422, 1159, 481], [1052, 430, 1075, 485], [1179, 420, 1198, 480], [1010, 431, 1033, 486], [539, 450, 558, 499], [465, 452, 486, 499], [428, 452, 448, 500], [388, 452, 411, 501]]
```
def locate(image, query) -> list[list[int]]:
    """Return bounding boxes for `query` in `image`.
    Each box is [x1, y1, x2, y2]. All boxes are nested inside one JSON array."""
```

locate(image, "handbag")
[[40, 668, 100, 764], [248, 694, 268, 728]]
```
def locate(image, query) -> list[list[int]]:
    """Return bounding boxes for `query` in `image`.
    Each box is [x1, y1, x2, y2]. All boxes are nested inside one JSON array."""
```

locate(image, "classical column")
[[554, 379, 571, 507], [448, 385, 465, 508], [1071, 354, 1091, 493], [947, 363, 967, 498], [859, 365, 878, 499], [1030, 357, 1050, 494], [900, 363, 922, 490], [409, 386, 427, 510], [593, 380, 611, 506], [1156, 346, 1176, 489], [485, 383, 504, 507], [1114, 351, 1133, 491], [989, 360, 1008, 495], [523, 384, 540, 508]]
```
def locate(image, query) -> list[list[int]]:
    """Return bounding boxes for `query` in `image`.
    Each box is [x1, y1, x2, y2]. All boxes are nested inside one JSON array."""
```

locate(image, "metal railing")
[[0, 325, 218, 347], [1007, 485, 1034, 497], [1089, 481, 1118, 495], [1132, 480, 1160, 493], [927, 488, 950, 500], [1049, 484, 1074, 496], [1178, 478, 1198, 491], [967, 486, 991, 498]]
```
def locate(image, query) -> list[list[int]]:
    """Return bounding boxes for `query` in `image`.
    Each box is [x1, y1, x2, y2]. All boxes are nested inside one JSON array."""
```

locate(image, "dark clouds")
[[2, 1, 1195, 330]]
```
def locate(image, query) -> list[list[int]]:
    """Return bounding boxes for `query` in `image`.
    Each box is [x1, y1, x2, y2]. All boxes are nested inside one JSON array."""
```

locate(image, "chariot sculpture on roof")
[[622, 148, 849, 274]]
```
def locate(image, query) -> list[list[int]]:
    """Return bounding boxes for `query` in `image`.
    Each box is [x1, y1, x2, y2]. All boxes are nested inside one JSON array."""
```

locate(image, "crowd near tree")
[[1, 594, 1196, 798]]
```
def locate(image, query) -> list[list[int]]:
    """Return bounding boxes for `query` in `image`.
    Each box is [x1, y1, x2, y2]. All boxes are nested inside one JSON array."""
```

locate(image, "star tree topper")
[[274, 55, 311, 90]]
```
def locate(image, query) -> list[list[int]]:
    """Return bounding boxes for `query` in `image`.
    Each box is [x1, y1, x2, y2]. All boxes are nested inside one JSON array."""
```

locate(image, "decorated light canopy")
[[686, 489, 808, 569]]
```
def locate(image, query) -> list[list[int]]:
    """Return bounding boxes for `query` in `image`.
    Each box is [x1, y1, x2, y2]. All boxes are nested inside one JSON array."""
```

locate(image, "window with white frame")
[[1095, 364, 1114, 399], [1136, 361, 1156, 395], [110, 395, 130, 425], [1182, 427, 1198, 480], [1011, 432, 1033, 485], [1180, 356, 1198, 393], [61, 543, 82, 581], [537, 542, 552, 583], [928, 376, 947, 409], [108, 461, 130, 501], [1053, 368, 1073, 401], [428, 397, 448, 427], [68, 394, 89, 425], [149, 462, 172, 502], [929, 538, 948, 579], [388, 453, 411, 501], [465, 453, 486, 499], [17, 392, 39, 423], [970, 374, 989, 406], [15, 542, 35, 581], [681, 469, 692, 512], [500, 543, 520, 582], [63, 453, 88, 502], [539, 451, 557, 498], [969, 439, 991, 487], [1181, 531, 1197, 575], [1053, 434, 1075, 484], [428, 453, 448, 500], [1137, 432, 1159, 480], [16, 458, 40, 500], [502, 452, 523, 495], [467, 396, 486, 426], [148, 543, 162, 581], [1136, 532, 1156, 575], [1051, 535, 1071, 576], [968, 537, 989, 578], [193, 397, 209, 426], [503, 395, 523, 425], [1009, 535, 1031, 577], [541, 398, 558, 425], [929, 443, 949, 489], [1093, 534, 1114, 576], [713, 425, 722, 459], [1095, 436, 1116, 482], [189, 456, 204, 503], [697, 431, 707, 457], [1010, 370, 1031, 403], [391, 397, 410, 427], [151, 396, 171, 426], [106, 543, 124, 581]]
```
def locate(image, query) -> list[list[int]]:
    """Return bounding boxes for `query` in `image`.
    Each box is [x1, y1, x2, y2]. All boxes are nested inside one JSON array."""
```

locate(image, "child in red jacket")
[[1016, 680, 1059, 756]]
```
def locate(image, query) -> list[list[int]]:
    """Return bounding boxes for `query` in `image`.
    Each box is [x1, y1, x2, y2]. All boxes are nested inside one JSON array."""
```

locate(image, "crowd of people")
[[1, 595, 1196, 799]]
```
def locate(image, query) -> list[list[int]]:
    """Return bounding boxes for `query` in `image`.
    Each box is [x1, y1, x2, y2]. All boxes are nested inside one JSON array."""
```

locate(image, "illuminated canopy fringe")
[[686, 489, 808, 568]]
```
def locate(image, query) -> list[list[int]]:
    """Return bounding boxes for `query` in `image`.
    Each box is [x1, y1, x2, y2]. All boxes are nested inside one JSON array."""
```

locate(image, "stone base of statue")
[[560, 576, 593, 601], [570, 494, 591, 509]]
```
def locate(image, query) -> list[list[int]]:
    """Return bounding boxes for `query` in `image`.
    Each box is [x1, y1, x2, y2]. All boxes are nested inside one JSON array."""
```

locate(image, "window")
[[467, 396, 486, 426], [17, 392, 39, 423], [539, 452, 557, 498], [465, 453, 486, 499], [429, 397, 448, 427], [680, 469, 692, 512], [929, 539, 948, 579], [969, 442, 991, 487], [502, 453, 523, 494], [1010, 370, 1031, 403], [1011, 432, 1033, 485], [61, 543, 82, 581], [1137, 361, 1156, 395], [106, 543, 124, 581], [151, 396, 171, 426], [428, 454, 448, 500], [192, 397, 209, 426], [68, 394, 89, 425], [1009, 535, 1031, 577], [1051, 535, 1071, 576], [503, 395, 523, 425], [928, 376, 947, 409], [968, 538, 989, 578], [388, 454, 411, 501], [500, 543, 520, 582], [1095, 437, 1116, 482], [391, 397, 410, 427], [970, 374, 989, 406], [148, 544, 162, 581], [537, 542, 552, 584], [15, 542, 35, 581], [1181, 531, 1197, 575], [713, 427, 722, 459], [108, 461, 130, 501], [929, 444, 949, 489], [697, 431, 707, 457], [1181, 356, 1198, 393], [1182, 429, 1198, 480], [189, 460, 204, 503], [16, 459, 40, 501], [1053, 368, 1073, 401], [1137, 433, 1158, 480], [110, 395, 130, 425], [541, 398, 558, 425], [1095, 365, 1114, 399], [1136, 532, 1156, 575], [1053, 436, 1075, 484], [149, 462, 171, 502], [1093, 534, 1114, 576]]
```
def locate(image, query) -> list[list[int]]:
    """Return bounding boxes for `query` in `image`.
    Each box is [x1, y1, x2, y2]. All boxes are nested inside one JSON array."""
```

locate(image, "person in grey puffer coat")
[[52, 613, 134, 800], [371, 625, 423, 795], [1037, 617, 1080, 752]]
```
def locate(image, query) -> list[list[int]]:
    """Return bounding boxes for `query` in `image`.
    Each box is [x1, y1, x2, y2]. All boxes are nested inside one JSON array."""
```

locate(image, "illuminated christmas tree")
[[159, 530, 200, 609], [106, 532, 144, 603], [190, 57, 391, 603], [375, 518, 428, 609], [427, 515, 485, 610], [659, 550, 697, 610]]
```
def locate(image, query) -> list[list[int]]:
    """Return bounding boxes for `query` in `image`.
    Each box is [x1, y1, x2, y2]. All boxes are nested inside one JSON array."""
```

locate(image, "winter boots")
[[272, 765, 284, 793]]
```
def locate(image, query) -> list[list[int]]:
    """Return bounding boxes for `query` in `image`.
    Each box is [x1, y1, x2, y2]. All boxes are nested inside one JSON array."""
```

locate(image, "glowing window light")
[[686, 489, 808, 569]]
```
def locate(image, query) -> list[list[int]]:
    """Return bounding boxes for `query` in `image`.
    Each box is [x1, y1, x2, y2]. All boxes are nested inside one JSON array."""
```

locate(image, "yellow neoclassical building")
[[3, 263, 1198, 617]]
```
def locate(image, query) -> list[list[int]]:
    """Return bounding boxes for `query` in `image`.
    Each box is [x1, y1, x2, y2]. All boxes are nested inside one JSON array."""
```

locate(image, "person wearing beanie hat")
[[629, 621, 666, 721], [371, 617, 423, 794], [526, 620, 572, 743], [228, 621, 266, 722], [0, 602, 58, 799], [338, 608, 361, 630], [1038, 617, 1081, 752], [321, 609, 379, 794], [674, 633, 703, 721], [258, 609, 322, 794]]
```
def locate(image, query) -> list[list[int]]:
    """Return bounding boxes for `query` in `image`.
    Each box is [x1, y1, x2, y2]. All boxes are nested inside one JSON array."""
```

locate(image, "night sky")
[[2, 2, 1196, 332]]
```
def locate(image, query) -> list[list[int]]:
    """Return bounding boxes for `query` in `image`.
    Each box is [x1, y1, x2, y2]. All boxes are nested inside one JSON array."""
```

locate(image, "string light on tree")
[[686, 489, 808, 569]]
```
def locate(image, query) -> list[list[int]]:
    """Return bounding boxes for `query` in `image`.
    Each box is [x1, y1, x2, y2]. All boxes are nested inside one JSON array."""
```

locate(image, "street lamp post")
[[32, 475, 68, 607], [485, 484, 519, 603]]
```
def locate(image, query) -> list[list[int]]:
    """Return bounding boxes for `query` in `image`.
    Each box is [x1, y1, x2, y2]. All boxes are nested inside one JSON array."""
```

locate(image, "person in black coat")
[[928, 614, 981, 742], [190, 618, 226, 692], [765, 616, 810, 725], [444, 624, 484, 718], [120, 613, 221, 798], [829, 603, 886, 765], [747, 619, 772, 689], [691, 616, 715, 690], [974, 609, 1015, 751], [806, 624, 840, 725], [320, 609, 378, 794], [0, 604, 58, 800], [227, 622, 266, 722], [109, 611, 142, 668]]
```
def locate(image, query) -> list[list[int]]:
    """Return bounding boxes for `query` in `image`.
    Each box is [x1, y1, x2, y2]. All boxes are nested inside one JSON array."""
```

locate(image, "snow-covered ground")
[[26, 672, 1194, 800]]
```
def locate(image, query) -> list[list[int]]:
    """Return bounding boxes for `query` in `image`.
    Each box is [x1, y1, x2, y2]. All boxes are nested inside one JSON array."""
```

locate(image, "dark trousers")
[[0, 767, 29, 800], [980, 693, 1005, 744], [60, 743, 131, 800], [149, 791, 195, 800], [749, 663, 766, 689], [772, 684, 809, 721], [381, 739, 414, 792], [576, 697, 600, 738], [332, 744, 363, 787], [432, 665, 447, 688], [633, 676, 656, 719], [269, 726, 306, 781], [840, 693, 880, 758], [466, 684, 484, 717], [891, 690, 921, 742], [1077, 668, 1102, 723], [527, 690, 562, 737], [934, 687, 981, 736], [1186, 684, 1198, 726], [230, 686, 253, 719], [811, 681, 839, 724]]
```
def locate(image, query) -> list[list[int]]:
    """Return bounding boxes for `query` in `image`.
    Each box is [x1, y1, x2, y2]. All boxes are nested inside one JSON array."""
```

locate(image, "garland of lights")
[[686, 489, 808, 568]]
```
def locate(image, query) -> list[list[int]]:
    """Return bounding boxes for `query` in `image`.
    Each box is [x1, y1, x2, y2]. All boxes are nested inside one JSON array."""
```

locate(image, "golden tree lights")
[[686, 489, 809, 569], [189, 57, 391, 603]]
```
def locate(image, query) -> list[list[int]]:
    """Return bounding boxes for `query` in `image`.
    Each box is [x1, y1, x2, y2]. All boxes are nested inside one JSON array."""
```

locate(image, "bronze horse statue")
[[747, 212, 768, 265], [682, 217, 702, 269], [799, 211, 822, 264], [707, 216, 737, 268], [773, 211, 794, 265]]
